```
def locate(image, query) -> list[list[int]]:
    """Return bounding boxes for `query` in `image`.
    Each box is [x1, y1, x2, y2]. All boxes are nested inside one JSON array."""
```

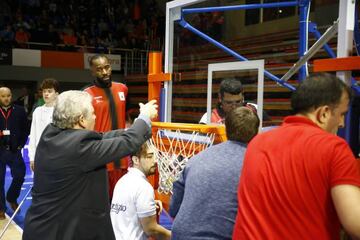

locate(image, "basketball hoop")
[[150, 122, 226, 194]]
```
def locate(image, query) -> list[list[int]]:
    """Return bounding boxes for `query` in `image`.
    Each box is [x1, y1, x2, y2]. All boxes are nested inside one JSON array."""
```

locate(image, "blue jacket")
[[169, 141, 247, 240], [0, 104, 28, 151]]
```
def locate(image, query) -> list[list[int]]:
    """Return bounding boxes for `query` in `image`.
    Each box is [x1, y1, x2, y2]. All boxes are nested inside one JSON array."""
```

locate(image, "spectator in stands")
[[24, 0, 40, 15], [199, 78, 267, 124], [211, 11, 224, 41], [125, 19, 135, 39], [0, 87, 28, 219], [14, 86, 33, 117], [98, 18, 109, 35], [23, 91, 157, 240], [111, 141, 171, 240], [3, 0, 162, 52], [119, 35, 129, 49], [33, 89, 43, 106], [30, 88, 45, 115], [94, 36, 108, 53], [233, 73, 360, 239], [169, 106, 259, 239], [0, 1, 11, 26], [133, 0, 142, 21], [38, 9, 50, 30], [61, 28, 77, 51], [0, 25, 15, 47], [47, 24, 60, 47], [15, 26, 30, 48], [78, 29, 90, 48], [14, 15, 31, 31], [48, 1, 57, 17], [83, 54, 128, 199], [104, 32, 118, 49], [28, 78, 59, 171]]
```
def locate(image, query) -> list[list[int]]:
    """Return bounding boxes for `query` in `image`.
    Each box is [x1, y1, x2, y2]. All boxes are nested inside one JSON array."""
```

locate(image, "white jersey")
[[28, 105, 54, 162], [110, 168, 156, 240]]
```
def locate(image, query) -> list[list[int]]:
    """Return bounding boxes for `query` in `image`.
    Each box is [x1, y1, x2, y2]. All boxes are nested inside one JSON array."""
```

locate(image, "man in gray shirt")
[[169, 106, 259, 240]]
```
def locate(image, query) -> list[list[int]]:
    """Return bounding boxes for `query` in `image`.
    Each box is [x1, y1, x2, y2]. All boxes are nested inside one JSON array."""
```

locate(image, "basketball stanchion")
[[0, 186, 32, 239]]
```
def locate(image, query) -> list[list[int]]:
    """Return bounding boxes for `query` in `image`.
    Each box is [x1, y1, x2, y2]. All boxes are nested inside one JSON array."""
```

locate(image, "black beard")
[[94, 77, 112, 88]]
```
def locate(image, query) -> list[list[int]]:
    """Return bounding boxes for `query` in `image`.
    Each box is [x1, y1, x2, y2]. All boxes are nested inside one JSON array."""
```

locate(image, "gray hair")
[[53, 90, 93, 129]]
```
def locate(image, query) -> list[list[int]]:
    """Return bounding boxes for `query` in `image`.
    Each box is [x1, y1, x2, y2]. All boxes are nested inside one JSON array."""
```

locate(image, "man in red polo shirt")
[[233, 73, 360, 239], [83, 54, 128, 198]]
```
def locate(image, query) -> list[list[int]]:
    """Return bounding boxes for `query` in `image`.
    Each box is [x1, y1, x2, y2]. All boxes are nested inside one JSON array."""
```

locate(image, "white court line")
[[4, 213, 23, 234]]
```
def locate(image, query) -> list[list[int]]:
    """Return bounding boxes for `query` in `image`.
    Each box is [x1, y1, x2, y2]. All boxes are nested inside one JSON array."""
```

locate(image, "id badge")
[[2, 130, 10, 136]]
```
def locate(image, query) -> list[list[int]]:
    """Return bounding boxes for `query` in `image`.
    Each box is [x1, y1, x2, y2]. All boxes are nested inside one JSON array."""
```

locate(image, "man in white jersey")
[[28, 78, 59, 171], [110, 141, 171, 240]]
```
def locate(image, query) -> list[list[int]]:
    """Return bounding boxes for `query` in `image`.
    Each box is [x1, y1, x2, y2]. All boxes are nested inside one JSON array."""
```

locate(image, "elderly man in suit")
[[23, 90, 158, 240]]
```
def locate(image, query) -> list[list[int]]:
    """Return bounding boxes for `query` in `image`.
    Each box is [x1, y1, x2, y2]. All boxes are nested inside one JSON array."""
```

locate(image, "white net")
[[151, 129, 216, 194]]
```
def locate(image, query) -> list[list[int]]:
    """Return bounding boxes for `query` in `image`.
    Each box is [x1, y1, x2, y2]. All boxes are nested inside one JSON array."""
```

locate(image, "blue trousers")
[[0, 149, 25, 211]]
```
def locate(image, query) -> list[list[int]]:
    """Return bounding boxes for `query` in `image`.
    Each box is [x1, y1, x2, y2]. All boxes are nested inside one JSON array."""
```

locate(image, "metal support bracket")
[[281, 20, 338, 82]]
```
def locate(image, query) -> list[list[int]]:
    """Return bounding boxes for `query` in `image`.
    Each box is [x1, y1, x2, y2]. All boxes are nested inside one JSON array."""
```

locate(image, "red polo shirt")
[[233, 116, 360, 240]]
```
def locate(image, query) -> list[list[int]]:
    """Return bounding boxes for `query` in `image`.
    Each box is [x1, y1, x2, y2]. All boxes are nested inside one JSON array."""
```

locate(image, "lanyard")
[[0, 107, 12, 129]]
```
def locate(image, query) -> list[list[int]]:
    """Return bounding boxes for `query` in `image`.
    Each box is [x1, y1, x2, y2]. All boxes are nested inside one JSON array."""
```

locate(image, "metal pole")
[[179, 19, 296, 91], [308, 22, 336, 58], [182, 1, 298, 14], [164, 3, 174, 122], [337, 0, 355, 85], [281, 20, 338, 82], [337, 0, 356, 145], [0, 187, 32, 239], [298, 0, 311, 81], [354, 4, 360, 55]]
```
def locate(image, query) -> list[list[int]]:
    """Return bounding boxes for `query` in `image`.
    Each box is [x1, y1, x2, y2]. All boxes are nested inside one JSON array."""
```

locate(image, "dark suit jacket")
[[0, 104, 28, 151], [22, 119, 151, 240]]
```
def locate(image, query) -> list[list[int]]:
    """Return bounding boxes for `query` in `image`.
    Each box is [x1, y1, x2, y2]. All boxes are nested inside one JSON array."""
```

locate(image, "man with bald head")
[[0, 87, 28, 219]]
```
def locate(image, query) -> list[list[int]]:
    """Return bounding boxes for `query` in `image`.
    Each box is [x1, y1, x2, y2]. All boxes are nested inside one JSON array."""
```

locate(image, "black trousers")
[[0, 149, 25, 211]]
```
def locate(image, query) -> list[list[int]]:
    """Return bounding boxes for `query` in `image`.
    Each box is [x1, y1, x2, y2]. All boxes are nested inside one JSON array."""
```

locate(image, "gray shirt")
[[169, 140, 247, 240]]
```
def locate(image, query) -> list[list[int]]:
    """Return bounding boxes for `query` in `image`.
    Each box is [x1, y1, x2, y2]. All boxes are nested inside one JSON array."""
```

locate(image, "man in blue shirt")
[[169, 106, 259, 239]]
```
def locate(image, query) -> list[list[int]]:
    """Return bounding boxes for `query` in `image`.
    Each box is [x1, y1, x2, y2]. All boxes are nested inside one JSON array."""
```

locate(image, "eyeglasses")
[[222, 99, 244, 106]]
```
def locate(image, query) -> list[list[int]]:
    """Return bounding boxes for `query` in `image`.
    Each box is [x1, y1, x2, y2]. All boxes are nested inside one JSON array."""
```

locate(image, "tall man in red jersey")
[[83, 55, 128, 198], [233, 73, 360, 240]]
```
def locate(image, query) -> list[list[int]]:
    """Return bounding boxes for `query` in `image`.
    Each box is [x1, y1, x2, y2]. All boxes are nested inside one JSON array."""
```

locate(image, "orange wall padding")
[[313, 56, 360, 72], [41, 51, 84, 69]]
